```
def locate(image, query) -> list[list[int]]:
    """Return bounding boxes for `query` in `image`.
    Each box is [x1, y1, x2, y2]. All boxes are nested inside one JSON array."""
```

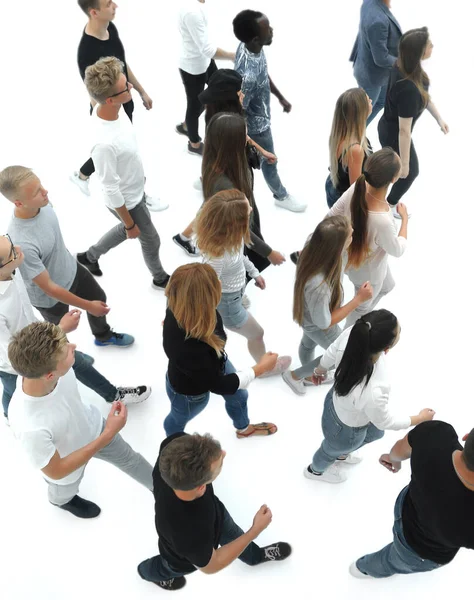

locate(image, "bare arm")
[[200, 531, 256, 575], [269, 77, 291, 112], [127, 64, 153, 110], [214, 48, 235, 61], [347, 145, 365, 185], [427, 101, 449, 133], [33, 270, 96, 313], [329, 283, 372, 326], [398, 117, 413, 177]]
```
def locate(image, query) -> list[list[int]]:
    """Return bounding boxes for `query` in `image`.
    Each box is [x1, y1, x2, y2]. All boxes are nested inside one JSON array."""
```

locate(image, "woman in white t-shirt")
[[327, 148, 409, 328], [304, 309, 435, 484]]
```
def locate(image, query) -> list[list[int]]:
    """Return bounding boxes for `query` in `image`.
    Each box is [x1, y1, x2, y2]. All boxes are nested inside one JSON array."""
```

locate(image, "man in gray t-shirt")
[[1, 166, 134, 348]]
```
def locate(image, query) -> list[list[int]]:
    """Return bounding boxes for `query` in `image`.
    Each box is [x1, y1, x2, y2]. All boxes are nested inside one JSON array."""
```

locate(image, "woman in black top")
[[162, 263, 278, 439], [378, 27, 449, 211]]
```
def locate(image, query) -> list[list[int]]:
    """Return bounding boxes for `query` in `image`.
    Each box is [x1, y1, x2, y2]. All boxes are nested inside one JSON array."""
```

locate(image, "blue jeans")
[[325, 174, 342, 208], [137, 505, 262, 582], [356, 486, 442, 577], [250, 127, 288, 200], [163, 359, 250, 435], [357, 82, 388, 126], [0, 371, 18, 416], [311, 388, 385, 472]]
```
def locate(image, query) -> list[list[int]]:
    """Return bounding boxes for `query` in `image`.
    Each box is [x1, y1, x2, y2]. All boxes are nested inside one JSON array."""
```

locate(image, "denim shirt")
[[234, 42, 271, 135]]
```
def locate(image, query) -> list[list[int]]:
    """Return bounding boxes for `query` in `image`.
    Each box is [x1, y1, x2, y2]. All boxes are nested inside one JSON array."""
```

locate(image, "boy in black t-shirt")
[[350, 420, 474, 578], [138, 432, 291, 591]]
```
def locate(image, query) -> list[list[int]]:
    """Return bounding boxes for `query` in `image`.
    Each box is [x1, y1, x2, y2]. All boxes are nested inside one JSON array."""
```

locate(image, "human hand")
[[126, 224, 141, 239], [88, 300, 110, 317], [262, 150, 278, 164], [251, 504, 273, 536], [279, 97, 292, 113], [140, 92, 153, 110], [356, 281, 373, 303], [104, 401, 128, 439], [312, 366, 328, 386], [268, 250, 285, 266], [59, 309, 81, 334], [438, 119, 449, 134], [399, 164, 410, 179], [418, 408, 436, 423], [255, 276, 266, 290], [379, 453, 402, 473], [256, 352, 279, 374], [396, 203, 408, 220]]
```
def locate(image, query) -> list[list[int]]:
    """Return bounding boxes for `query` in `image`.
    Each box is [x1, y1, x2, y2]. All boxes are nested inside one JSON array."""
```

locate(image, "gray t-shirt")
[[8, 205, 77, 308], [303, 256, 347, 331]]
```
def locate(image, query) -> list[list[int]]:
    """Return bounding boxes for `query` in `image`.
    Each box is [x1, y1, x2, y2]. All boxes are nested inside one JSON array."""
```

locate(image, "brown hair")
[[397, 27, 431, 108], [77, 0, 100, 16], [293, 216, 351, 326], [195, 189, 251, 258], [85, 56, 124, 104], [8, 322, 68, 378], [348, 148, 402, 269], [159, 433, 222, 491], [0, 166, 35, 201], [202, 112, 253, 203], [165, 263, 225, 356]]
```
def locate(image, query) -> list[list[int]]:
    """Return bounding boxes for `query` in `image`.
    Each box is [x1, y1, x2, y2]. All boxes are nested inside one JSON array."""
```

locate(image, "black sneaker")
[[77, 252, 103, 276], [152, 274, 170, 291], [290, 251, 300, 265], [188, 141, 203, 156], [259, 542, 292, 563], [175, 123, 188, 137], [56, 495, 101, 519], [172, 234, 200, 257]]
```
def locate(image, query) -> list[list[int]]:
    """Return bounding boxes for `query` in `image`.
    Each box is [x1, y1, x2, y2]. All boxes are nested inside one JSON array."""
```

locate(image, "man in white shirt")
[[0, 234, 151, 419], [176, 0, 235, 156], [8, 321, 154, 519], [77, 57, 170, 289]]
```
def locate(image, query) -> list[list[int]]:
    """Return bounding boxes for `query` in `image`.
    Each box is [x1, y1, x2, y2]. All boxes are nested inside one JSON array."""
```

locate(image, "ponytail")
[[334, 309, 398, 397], [347, 174, 369, 269]]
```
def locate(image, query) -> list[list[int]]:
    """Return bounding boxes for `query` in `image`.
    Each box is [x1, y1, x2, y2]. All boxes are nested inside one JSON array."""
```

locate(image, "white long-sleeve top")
[[178, 0, 217, 75], [327, 183, 407, 286], [320, 327, 411, 431], [203, 242, 259, 293]]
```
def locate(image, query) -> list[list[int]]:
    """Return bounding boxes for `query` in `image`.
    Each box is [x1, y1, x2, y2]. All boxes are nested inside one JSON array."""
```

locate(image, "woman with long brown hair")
[[196, 189, 291, 376], [282, 216, 373, 396], [162, 263, 278, 439], [328, 148, 408, 327], [378, 27, 449, 212]]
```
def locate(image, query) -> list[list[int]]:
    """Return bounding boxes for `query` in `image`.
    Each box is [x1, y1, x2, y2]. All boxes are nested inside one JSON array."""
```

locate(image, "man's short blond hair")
[[0, 166, 35, 201], [85, 56, 125, 104], [8, 322, 68, 379]]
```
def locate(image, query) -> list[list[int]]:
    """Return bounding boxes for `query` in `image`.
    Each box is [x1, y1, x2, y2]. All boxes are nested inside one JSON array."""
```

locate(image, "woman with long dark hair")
[[304, 310, 435, 484], [378, 27, 449, 212]]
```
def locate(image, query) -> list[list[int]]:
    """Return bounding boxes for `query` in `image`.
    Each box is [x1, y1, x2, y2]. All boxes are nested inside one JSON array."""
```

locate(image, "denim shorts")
[[218, 288, 249, 329]]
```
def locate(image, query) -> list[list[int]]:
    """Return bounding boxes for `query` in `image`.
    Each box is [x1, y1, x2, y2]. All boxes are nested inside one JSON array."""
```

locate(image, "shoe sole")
[[123, 388, 152, 405], [274, 201, 307, 213], [69, 175, 91, 197], [94, 341, 134, 348], [303, 467, 346, 484], [151, 282, 167, 291], [187, 149, 203, 157], [281, 373, 306, 396], [172, 237, 200, 257], [146, 202, 169, 213]]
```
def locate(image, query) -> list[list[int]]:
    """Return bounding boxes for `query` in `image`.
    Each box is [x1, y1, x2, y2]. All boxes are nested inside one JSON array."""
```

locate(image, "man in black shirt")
[[350, 421, 474, 578], [138, 432, 291, 591]]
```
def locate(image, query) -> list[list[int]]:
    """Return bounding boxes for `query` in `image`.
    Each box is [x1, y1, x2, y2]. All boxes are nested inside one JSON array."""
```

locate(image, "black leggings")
[[179, 60, 217, 144], [80, 99, 134, 177], [378, 117, 420, 206]]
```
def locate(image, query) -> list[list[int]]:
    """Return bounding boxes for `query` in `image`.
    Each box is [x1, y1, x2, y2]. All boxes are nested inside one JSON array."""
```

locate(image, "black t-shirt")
[[153, 433, 224, 573], [382, 67, 428, 132], [402, 421, 474, 564]]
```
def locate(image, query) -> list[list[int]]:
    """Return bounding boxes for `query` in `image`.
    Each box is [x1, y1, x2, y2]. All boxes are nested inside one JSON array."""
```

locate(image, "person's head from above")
[[293, 215, 352, 326], [398, 27, 431, 106], [8, 322, 76, 382], [0, 234, 24, 280], [462, 429, 474, 473], [159, 434, 226, 498], [199, 69, 244, 125], [77, 0, 117, 22], [329, 88, 372, 188], [233, 10, 273, 48], [202, 112, 253, 202], [195, 189, 252, 259], [85, 56, 132, 107], [334, 310, 400, 397], [0, 166, 49, 212], [348, 147, 402, 269], [165, 263, 225, 356]]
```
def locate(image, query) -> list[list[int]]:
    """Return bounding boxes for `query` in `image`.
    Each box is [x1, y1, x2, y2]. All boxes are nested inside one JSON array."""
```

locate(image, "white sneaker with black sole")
[[69, 172, 90, 196], [116, 386, 152, 405], [303, 464, 347, 483]]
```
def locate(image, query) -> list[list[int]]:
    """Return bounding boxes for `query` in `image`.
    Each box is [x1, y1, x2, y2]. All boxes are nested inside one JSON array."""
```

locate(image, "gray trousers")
[[86, 197, 167, 281], [293, 324, 342, 379], [48, 425, 153, 506], [345, 267, 396, 329]]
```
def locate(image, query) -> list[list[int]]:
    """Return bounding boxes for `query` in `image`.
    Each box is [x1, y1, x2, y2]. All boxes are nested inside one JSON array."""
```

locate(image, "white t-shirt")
[[320, 327, 411, 430], [327, 184, 407, 286], [178, 0, 216, 75], [91, 105, 145, 211], [9, 369, 103, 485], [203, 242, 259, 293]]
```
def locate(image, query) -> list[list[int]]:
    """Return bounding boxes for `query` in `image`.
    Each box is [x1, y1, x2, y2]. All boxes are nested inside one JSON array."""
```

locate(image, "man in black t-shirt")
[[350, 421, 474, 578], [138, 432, 291, 591]]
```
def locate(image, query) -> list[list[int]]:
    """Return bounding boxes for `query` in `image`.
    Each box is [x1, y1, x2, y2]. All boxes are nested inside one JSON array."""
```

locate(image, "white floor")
[[0, 1, 472, 598]]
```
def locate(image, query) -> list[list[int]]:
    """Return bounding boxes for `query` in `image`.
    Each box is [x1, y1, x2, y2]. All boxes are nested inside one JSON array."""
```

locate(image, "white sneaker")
[[116, 385, 151, 405], [282, 370, 306, 395], [349, 562, 373, 579], [69, 172, 90, 196], [242, 294, 251, 309], [193, 177, 203, 191], [303, 464, 347, 483], [259, 355, 292, 378], [145, 195, 169, 212], [337, 451, 363, 465], [275, 194, 307, 213]]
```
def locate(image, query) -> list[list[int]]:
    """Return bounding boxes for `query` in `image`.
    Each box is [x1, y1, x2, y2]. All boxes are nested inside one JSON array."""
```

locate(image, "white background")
[[0, 1, 473, 598]]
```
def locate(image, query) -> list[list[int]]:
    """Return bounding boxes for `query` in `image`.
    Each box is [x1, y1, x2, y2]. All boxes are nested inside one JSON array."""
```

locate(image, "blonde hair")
[[85, 56, 124, 104], [329, 88, 370, 188], [195, 189, 251, 258], [166, 264, 225, 356], [0, 166, 35, 201], [8, 322, 68, 378]]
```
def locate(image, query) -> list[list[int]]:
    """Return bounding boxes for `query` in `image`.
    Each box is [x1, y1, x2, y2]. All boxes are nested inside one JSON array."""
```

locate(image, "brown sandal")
[[236, 422, 278, 439]]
